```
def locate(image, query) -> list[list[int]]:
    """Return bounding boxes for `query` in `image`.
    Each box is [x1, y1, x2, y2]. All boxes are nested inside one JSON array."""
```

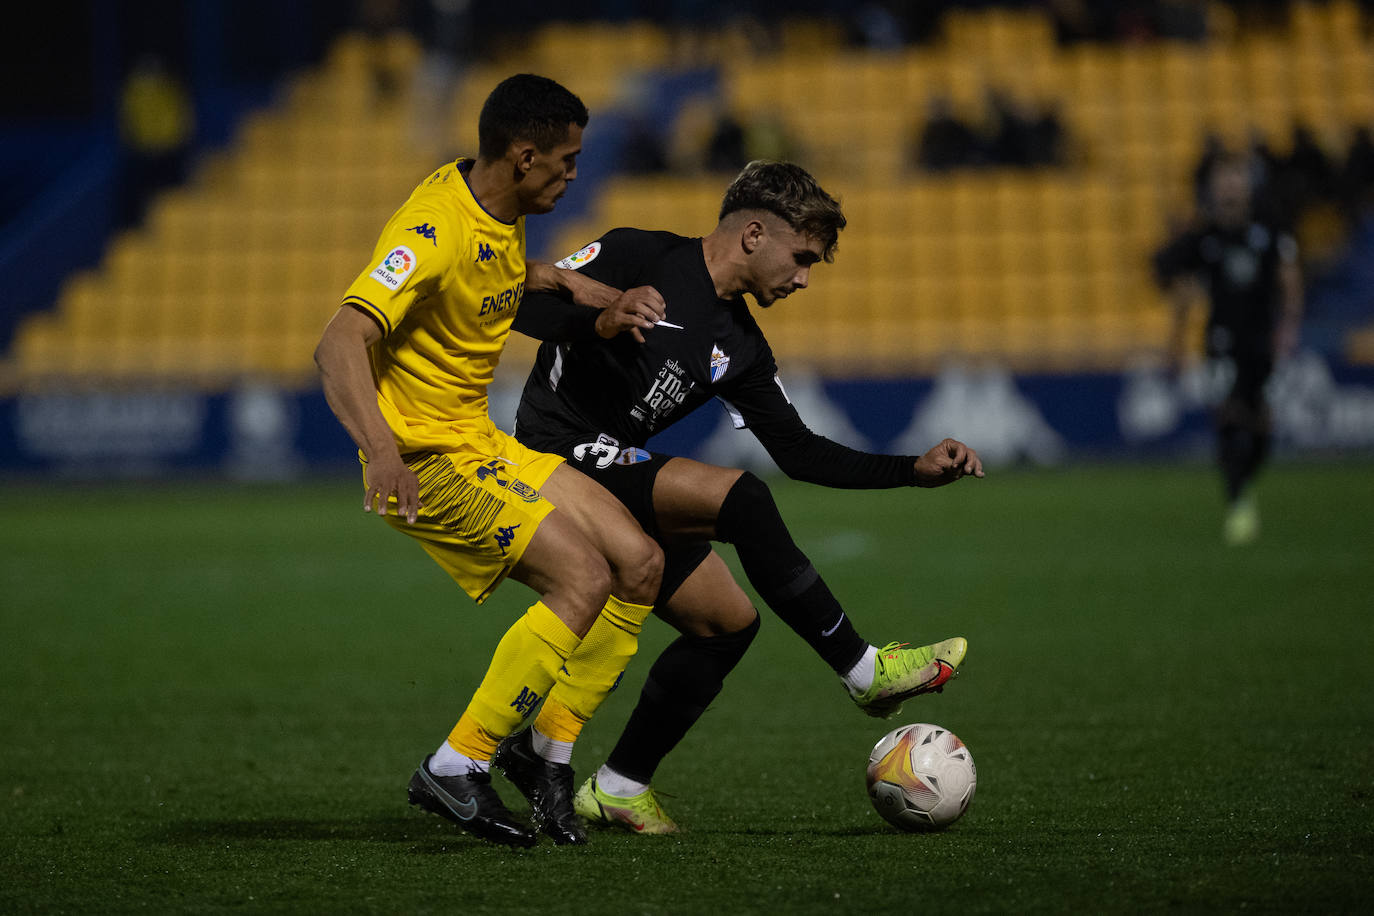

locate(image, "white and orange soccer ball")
[[865, 723, 976, 831]]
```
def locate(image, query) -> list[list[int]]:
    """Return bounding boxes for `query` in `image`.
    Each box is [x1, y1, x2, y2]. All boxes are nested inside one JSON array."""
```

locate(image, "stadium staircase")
[[1, 3, 1370, 390]]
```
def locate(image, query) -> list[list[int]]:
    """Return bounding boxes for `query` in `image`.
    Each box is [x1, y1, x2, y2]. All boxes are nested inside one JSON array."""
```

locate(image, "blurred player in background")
[[314, 74, 665, 847], [1155, 153, 1304, 545], [498, 160, 982, 834]]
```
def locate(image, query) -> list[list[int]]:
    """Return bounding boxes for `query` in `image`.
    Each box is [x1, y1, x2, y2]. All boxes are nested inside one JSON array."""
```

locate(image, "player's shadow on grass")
[[152, 813, 491, 853]]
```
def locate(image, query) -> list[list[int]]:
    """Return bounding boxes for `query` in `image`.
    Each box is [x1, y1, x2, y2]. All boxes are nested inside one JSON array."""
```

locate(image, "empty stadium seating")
[[3, 2, 1371, 386]]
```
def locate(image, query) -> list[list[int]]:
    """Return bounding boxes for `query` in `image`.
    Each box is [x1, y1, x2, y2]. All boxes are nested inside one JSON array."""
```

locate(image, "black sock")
[[1219, 421, 1270, 503], [716, 472, 867, 675], [605, 616, 759, 784]]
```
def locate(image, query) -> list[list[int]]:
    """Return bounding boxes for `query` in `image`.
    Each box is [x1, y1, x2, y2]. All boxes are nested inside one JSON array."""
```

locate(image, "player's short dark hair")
[[719, 160, 846, 262], [477, 74, 589, 161]]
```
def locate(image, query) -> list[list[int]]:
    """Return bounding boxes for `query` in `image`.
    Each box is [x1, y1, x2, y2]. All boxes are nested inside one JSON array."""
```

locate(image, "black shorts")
[[1207, 327, 1273, 408], [544, 435, 712, 606]]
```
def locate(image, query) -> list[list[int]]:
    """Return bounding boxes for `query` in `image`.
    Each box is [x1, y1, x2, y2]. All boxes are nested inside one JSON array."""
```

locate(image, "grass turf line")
[[1, 465, 1370, 913]]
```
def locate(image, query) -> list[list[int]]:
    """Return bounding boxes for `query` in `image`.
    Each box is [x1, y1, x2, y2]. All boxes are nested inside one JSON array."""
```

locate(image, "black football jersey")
[[513, 228, 916, 489], [1154, 220, 1296, 357]]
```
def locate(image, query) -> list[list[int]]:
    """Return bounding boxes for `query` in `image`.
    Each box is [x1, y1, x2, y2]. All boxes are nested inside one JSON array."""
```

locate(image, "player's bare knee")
[[549, 556, 614, 633], [615, 535, 664, 606]]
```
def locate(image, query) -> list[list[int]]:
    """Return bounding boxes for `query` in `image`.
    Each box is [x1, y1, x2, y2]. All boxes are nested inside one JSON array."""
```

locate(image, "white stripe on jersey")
[[773, 374, 791, 403], [549, 345, 565, 390], [719, 396, 746, 430], [719, 374, 789, 430]]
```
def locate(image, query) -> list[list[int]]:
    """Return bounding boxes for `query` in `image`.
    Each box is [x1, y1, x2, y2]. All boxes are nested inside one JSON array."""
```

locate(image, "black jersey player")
[[491, 161, 983, 833], [1155, 153, 1303, 544]]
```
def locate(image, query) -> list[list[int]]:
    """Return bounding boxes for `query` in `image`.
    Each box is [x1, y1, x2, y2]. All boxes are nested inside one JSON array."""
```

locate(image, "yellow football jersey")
[[341, 159, 526, 451]]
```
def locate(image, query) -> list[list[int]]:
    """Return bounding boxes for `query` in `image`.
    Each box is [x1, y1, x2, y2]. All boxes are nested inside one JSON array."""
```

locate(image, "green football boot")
[[850, 637, 967, 719], [573, 776, 679, 835], [1224, 494, 1260, 546]]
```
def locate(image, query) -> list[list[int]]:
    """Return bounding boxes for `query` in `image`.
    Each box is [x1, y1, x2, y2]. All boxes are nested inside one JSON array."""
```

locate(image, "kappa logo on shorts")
[[555, 241, 601, 270], [371, 245, 416, 291], [494, 523, 521, 555]]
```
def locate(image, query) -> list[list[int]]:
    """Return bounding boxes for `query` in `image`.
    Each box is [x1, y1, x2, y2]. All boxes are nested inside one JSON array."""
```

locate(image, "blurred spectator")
[[1025, 101, 1067, 167], [915, 91, 1066, 172], [411, 0, 472, 159], [1192, 132, 1226, 206], [705, 112, 747, 172], [117, 54, 195, 229], [915, 95, 979, 171], [353, 0, 413, 105], [622, 115, 671, 174], [1153, 0, 1208, 41], [743, 112, 802, 163], [1282, 123, 1336, 208], [1339, 125, 1374, 217], [847, 3, 906, 50]]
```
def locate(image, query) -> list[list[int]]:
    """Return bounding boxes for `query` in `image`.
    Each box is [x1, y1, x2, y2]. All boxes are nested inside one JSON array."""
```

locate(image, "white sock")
[[429, 741, 489, 776], [841, 645, 879, 694], [595, 764, 649, 798], [531, 727, 574, 765]]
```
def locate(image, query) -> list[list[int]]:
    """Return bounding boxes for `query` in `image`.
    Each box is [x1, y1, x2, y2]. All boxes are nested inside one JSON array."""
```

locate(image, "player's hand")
[[364, 451, 422, 524], [913, 438, 984, 488], [594, 286, 667, 343]]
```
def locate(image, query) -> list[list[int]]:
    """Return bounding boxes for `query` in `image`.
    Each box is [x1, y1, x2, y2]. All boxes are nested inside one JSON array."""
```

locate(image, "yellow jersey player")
[[314, 74, 664, 848]]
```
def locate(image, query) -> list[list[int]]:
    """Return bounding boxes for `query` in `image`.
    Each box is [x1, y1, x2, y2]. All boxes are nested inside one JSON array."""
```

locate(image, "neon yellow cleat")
[[851, 638, 967, 719], [1225, 495, 1260, 546], [573, 776, 679, 835]]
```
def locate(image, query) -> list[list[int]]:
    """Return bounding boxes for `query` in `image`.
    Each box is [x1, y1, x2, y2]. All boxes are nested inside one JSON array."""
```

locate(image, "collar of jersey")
[[457, 158, 518, 228]]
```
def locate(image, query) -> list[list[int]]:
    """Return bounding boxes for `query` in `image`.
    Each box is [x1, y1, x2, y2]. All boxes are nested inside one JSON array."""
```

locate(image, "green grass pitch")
[[2, 464, 1371, 913]]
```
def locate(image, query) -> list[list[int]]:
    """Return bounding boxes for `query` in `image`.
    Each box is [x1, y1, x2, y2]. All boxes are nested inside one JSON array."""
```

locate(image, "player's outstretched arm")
[[314, 306, 421, 524], [912, 438, 984, 488], [527, 260, 621, 310]]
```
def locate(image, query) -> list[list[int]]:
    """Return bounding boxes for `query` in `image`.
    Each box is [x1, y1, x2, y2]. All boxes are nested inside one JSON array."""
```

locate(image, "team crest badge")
[[371, 245, 416, 291], [556, 241, 601, 270], [710, 344, 730, 383]]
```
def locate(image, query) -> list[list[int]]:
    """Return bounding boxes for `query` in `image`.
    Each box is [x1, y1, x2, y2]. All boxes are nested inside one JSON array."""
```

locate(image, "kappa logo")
[[555, 241, 601, 270], [476, 241, 497, 263], [494, 523, 521, 554], [510, 686, 542, 718], [407, 223, 438, 245]]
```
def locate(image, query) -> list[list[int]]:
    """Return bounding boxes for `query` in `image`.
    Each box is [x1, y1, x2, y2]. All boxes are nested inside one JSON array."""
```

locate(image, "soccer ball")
[[866, 723, 976, 831]]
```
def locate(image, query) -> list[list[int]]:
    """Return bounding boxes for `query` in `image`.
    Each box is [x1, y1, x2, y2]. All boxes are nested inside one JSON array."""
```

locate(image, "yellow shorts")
[[364, 427, 564, 604]]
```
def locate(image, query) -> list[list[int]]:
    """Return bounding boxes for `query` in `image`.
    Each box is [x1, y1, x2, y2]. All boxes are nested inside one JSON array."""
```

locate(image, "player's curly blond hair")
[[719, 160, 846, 262]]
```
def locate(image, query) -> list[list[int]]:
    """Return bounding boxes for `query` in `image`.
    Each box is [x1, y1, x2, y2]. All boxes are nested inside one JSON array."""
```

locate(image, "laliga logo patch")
[[710, 344, 731, 383], [371, 245, 416, 291], [555, 241, 601, 270]]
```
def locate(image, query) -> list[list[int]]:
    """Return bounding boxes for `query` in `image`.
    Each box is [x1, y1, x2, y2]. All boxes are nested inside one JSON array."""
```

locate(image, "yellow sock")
[[534, 595, 654, 743], [447, 601, 580, 761]]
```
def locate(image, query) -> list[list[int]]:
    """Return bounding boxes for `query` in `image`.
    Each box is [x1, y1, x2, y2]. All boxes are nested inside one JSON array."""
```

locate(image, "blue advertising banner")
[[2, 352, 1372, 478]]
